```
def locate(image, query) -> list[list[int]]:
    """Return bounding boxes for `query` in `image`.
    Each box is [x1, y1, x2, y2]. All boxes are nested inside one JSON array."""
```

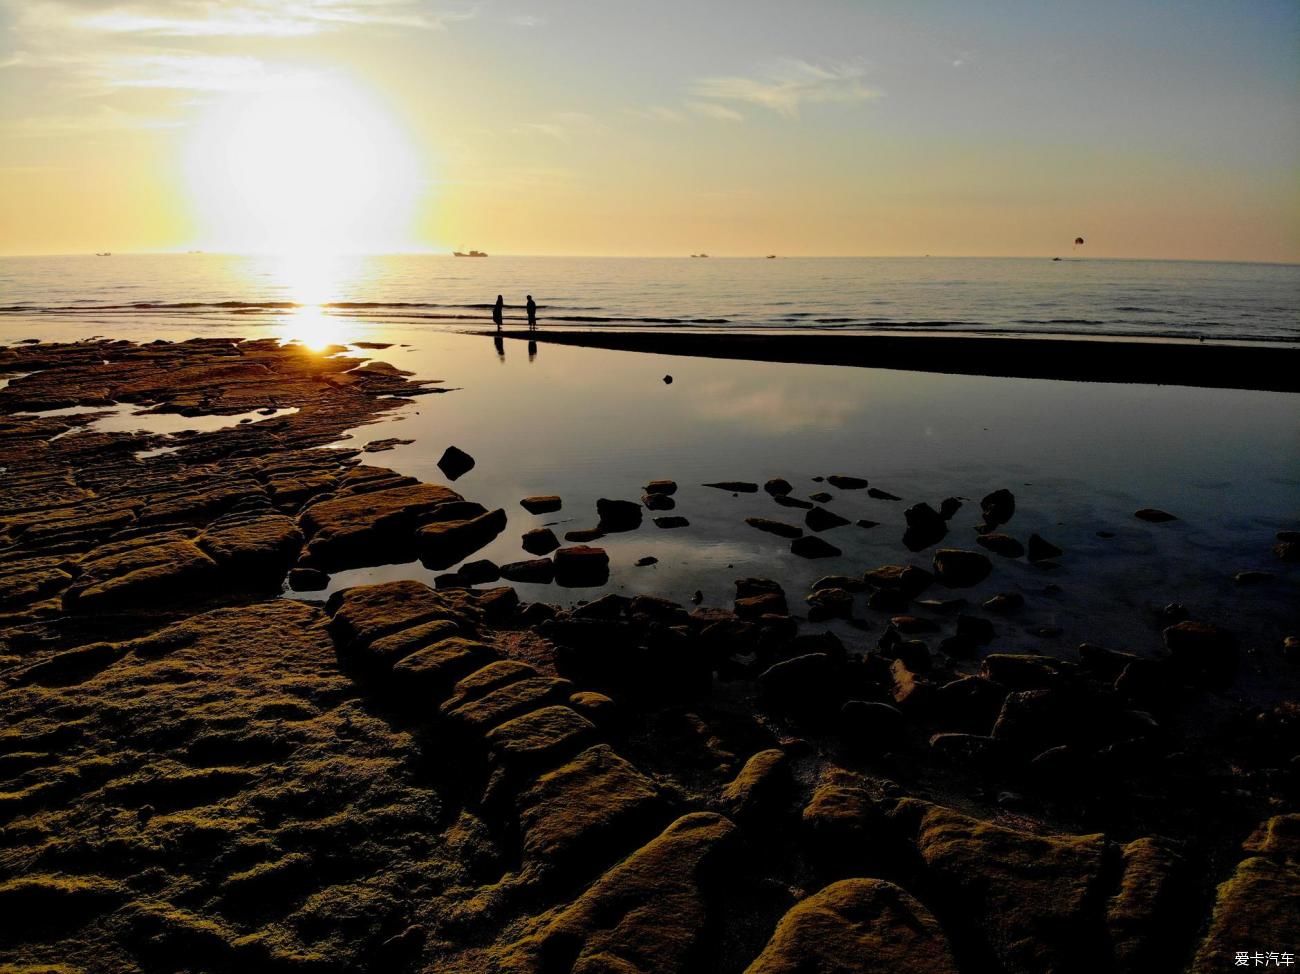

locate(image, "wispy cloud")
[[685, 100, 743, 122], [508, 13, 544, 28], [515, 110, 593, 142], [691, 58, 878, 118], [31, 0, 476, 38]]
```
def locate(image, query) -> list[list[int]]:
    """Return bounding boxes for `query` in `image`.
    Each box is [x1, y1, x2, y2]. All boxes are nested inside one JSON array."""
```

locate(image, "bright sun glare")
[[184, 81, 423, 256]]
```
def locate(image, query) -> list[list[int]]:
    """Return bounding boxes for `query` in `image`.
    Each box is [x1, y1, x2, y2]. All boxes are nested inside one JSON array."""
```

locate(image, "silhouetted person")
[[493, 294, 504, 331], [526, 294, 537, 331]]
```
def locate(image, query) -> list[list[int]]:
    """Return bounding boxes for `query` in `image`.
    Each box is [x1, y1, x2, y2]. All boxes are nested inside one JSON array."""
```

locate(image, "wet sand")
[[490, 328, 1300, 393]]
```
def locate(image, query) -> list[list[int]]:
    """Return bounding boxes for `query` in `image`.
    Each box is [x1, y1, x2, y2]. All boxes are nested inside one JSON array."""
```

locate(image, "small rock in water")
[[868, 487, 901, 501], [1161, 602, 1190, 622], [1026, 533, 1063, 562], [690, 589, 703, 603], [654, 516, 690, 529], [939, 497, 963, 520], [644, 479, 677, 495], [288, 566, 329, 591], [437, 445, 476, 481], [458, 558, 501, 584], [809, 491, 834, 503], [791, 535, 841, 559], [553, 545, 610, 586], [704, 481, 759, 493], [746, 517, 803, 539], [520, 495, 562, 514], [363, 437, 414, 453], [826, 475, 869, 490], [774, 495, 814, 510], [522, 527, 560, 555], [932, 548, 993, 587], [642, 492, 675, 511], [903, 502, 948, 550], [856, 519, 881, 529], [564, 527, 604, 542], [805, 506, 850, 532], [1135, 508, 1177, 522], [596, 498, 643, 532], [980, 488, 1016, 527], [499, 558, 556, 584], [634, 556, 658, 567], [1275, 541, 1300, 562], [764, 478, 793, 496], [663, 374, 673, 384]]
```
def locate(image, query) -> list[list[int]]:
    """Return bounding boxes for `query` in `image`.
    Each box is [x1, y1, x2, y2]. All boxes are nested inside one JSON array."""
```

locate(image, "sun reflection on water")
[[266, 253, 365, 350]]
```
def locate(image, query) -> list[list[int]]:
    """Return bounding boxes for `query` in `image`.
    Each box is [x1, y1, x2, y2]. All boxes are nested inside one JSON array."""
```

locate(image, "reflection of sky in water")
[[296, 329, 1298, 689]]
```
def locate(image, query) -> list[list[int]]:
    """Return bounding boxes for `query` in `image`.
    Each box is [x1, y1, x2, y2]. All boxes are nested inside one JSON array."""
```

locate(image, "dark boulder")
[[791, 536, 841, 559], [932, 548, 993, 587], [868, 487, 901, 501], [1135, 508, 1177, 522], [763, 478, 793, 496], [826, 475, 869, 490], [774, 494, 814, 510], [520, 495, 562, 514], [805, 506, 851, 532], [746, 517, 803, 539], [980, 488, 1016, 527], [903, 503, 948, 550], [977, 533, 1025, 558], [654, 516, 690, 529], [1027, 533, 1063, 562], [499, 558, 556, 584], [704, 481, 759, 493], [644, 479, 677, 495], [553, 546, 610, 587], [521, 527, 560, 555], [596, 498, 643, 532], [642, 492, 675, 511], [436, 445, 475, 481]]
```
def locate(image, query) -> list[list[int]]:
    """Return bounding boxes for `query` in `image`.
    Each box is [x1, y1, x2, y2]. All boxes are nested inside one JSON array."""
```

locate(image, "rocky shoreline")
[[0, 337, 1295, 973]]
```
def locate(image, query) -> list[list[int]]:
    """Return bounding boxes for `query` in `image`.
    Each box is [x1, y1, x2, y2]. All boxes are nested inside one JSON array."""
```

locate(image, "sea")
[[1, 254, 1298, 343]]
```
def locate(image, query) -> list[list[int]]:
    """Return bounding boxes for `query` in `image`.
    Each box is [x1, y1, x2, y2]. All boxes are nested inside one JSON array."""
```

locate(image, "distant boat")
[[690, 253, 709, 258], [766, 254, 776, 259], [454, 250, 488, 257], [95, 252, 111, 257]]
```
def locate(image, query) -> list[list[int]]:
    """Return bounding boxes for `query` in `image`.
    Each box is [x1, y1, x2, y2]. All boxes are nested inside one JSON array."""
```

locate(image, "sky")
[[0, 0, 1297, 260]]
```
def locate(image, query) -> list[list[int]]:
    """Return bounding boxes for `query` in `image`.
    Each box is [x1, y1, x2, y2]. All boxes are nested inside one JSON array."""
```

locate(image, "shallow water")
[[3, 253, 1298, 342]]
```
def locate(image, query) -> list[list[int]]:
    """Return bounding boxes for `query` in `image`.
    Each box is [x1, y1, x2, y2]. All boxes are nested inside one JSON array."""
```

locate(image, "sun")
[[184, 80, 423, 255]]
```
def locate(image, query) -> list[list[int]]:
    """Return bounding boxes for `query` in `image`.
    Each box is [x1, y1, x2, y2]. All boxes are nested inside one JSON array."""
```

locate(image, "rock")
[[956, 614, 995, 643], [1107, 836, 1189, 974], [867, 487, 901, 501], [663, 374, 673, 383], [805, 506, 850, 532], [932, 548, 992, 587], [977, 532, 1024, 558], [1135, 508, 1177, 522], [890, 658, 933, 710], [736, 592, 789, 619], [508, 812, 734, 974], [574, 593, 630, 619], [486, 705, 597, 769], [719, 749, 791, 825], [499, 558, 556, 584], [737, 577, 784, 598], [704, 481, 759, 493], [520, 495, 562, 514], [801, 770, 877, 859], [807, 587, 854, 622], [856, 518, 880, 528], [809, 491, 833, 503], [564, 527, 604, 542], [939, 497, 962, 519], [63, 535, 220, 611], [515, 744, 666, 872], [935, 676, 1006, 734], [417, 508, 508, 570], [597, 498, 643, 532], [980, 653, 1063, 689], [634, 556, 658, 567], [759, 653, 837, 714], [791, 535, 841, 559], [568, 690, 616, 724], [826, 475, 869, 489], [983, 591, 1024, 613], [1190, 833, 1300, 973], [653, 516, 690, 529], [867, 588, 910, 612], [521, 527, 560, 555], [1026, 533, 1063, 562], [744, 878, 959, 974], [553, 546, 611, 586], [288, 566, 329, 591], [812, 574, 866, 593], [1164, 621, 1236, 683], [864, 564, 934, 597], [644, 479, 677, 495], [642, 492, 675, 510], [980, 489, 1015, 527], [764, 478, 793, 496], [1275, 541, 1300, 562], [885, 638, 931, 673], [477, 585, 520, 620], [775, 495, 814, 510], [456, 558, 500, 584], [746, 517, 803, 539], [909, 802, 1108, 974], [1234, 569, 1274, 584], [436, 445, 475, 480], [903, 503, 948, 550], [435, 572, 467, 589], [300, 482, 461, 567], [890, 615, 939, 635], [840, 700, 905, 752]]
